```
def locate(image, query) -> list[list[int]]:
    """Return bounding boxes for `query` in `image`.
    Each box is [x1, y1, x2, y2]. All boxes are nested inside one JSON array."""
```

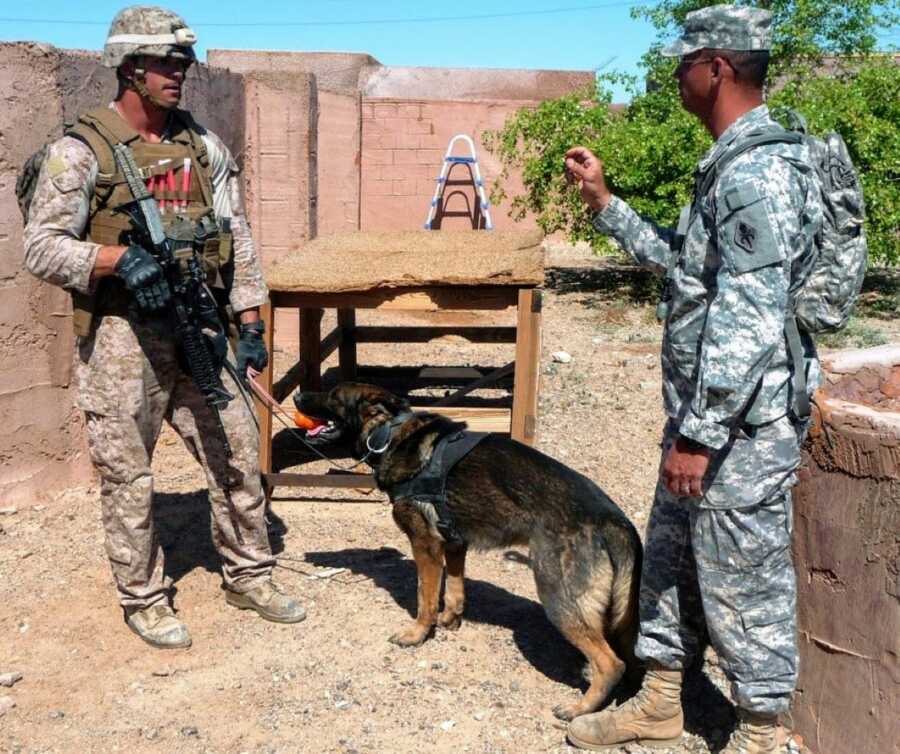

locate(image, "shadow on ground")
[[545, 264, 662, 305], [153, 490, 288, 586], [305, 544, 734, 748], [305, 545, 588, 692], [858, 267, 900, 319]]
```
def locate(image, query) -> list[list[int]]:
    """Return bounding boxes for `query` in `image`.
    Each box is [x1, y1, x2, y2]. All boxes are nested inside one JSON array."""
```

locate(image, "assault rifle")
[[112, 143, 235, 457]]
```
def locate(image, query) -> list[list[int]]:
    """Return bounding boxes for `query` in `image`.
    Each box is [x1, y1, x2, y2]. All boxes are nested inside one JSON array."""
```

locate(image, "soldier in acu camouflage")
[[564, 5, 823, 753], [23, 5, 307, 650]]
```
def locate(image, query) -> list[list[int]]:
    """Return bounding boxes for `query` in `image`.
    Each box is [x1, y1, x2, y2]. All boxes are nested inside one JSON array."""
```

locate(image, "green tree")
[[484, 0, 900, 263]]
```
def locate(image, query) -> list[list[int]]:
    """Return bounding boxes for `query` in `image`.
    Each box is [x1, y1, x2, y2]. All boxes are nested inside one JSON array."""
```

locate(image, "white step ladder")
[[424, 134, 494, 230]]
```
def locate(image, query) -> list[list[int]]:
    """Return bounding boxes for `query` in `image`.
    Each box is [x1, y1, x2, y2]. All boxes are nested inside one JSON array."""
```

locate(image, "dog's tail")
[[608, 535, 642, 668]]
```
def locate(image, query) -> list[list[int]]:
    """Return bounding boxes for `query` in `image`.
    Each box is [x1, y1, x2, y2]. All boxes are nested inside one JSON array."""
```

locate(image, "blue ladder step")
[[445, 156, 476, 164]]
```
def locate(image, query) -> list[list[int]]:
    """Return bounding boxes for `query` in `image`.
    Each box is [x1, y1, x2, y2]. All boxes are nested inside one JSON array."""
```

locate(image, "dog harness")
[[389, 429, 490, 545]]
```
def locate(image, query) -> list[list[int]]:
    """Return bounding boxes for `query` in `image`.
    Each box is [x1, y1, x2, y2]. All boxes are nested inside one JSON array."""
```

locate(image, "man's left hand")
[[236, 321, 268, 382], [663, 437, 712, 498]]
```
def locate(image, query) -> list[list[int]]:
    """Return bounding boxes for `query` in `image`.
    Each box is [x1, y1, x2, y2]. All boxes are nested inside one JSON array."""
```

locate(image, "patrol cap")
[[102, 5, 197, 68], [661, 4, 772, 58]]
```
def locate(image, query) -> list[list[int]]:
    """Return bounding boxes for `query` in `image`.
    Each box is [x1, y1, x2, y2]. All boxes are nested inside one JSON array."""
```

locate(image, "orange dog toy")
[[293, 410, 325, 431]]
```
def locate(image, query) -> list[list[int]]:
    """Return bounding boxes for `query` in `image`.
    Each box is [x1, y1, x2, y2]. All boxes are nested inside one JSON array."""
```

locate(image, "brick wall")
[[360, 98, 534, 231], [241, 73, 317, 267], [317, 90, 361, 235]]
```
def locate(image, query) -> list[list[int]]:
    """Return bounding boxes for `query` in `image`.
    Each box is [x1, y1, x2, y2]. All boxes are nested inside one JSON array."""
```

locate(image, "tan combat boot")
[[721, 709, 780, 754], [125, 604, 192, 649], [566, 664, 684, 751], [225, 580, 307, 624]]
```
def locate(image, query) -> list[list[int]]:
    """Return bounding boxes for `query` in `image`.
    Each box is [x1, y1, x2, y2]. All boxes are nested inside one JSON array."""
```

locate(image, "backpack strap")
[[785, 309, 811, 420], [696, 130, 804, 202]]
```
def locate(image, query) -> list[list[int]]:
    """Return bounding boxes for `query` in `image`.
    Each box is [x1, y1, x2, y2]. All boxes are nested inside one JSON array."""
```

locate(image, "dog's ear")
[[360, 391, 409, 420]]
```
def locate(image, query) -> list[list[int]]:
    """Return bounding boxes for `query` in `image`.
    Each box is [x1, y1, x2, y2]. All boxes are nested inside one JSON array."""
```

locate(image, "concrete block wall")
[[359, 98, 532, 231], [317, 90, 361, 235], [358, 65, 594, 232], [210, 51, 594, 234], [208, 50, 368, 239]]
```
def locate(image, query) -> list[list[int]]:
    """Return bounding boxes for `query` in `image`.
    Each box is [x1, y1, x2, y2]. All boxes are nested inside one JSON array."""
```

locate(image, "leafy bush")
[[484, 0, 900, 264]]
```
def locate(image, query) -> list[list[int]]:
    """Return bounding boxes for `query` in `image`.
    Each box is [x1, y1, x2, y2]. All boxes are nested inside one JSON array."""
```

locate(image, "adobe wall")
[[793, 345, 900, 754], [210, 51, 594, 234], [360, 98, 533, 231], [0, 43, 248, 506], [239, 71, 317, 266], [359, 65, 594, 232], [209, 50, 365, 238]]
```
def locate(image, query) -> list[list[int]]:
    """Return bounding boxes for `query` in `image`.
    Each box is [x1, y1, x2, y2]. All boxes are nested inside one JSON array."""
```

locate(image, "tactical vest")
[[65, 106, 233, 336]]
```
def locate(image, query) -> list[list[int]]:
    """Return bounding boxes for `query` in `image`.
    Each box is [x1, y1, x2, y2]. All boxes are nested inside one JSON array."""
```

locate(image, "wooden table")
[[255, 231, 544, 492]]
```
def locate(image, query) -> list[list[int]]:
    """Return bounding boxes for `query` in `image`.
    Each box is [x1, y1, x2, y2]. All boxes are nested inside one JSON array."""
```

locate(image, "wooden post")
[[337, 308, 357, 380], [256, 301, 276, 476], [299, 308, 324, 391], [510, 288, 541, 445]]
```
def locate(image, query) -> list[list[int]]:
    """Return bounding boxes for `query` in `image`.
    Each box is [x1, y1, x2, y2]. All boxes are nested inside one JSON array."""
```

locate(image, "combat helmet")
[[102, 5, 197, 69]]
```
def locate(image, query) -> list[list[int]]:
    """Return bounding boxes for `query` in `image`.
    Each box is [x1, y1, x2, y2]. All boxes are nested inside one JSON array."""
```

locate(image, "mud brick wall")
[[209, 51, 594, 234], [793, 345, 900, 754], [359, 66, 594, 232], [240, 71, 317, 266], [209, 50, 367, 238], [0, 43, 246, 505], [359, 98, 532, 231]]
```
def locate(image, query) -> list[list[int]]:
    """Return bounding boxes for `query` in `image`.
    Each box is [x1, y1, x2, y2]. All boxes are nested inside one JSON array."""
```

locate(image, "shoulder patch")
[[717, 182, 785, 274]]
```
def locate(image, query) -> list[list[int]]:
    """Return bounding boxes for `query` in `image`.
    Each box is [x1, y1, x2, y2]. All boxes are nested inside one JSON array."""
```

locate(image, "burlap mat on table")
[[266, 230, 544, 293]]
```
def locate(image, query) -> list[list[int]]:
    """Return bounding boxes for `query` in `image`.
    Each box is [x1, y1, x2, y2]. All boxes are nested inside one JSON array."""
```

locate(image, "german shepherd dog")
[[294, 383, 642, 720]]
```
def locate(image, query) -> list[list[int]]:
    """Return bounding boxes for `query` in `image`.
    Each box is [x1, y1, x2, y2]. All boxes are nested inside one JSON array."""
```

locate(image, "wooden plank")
[[271, 285, 522, 311], [511, 288, 542, 445], [337, 308, 357, 380], [354, 326, 517, 344], [272, 359, 306, 404], [256, 302, 276, 476], [419, 366, 483, 380], [299, 308, 324, 391], [432, 407, 511, 434], [320, 326, 341, 361], [433, 362, 515, 407], [350, 364, 514, 392], [265, 472, 377, 489]]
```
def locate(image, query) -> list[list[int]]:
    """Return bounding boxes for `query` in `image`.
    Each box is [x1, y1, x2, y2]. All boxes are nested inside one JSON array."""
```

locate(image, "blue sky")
[[2, 2, 897, 101], [0, 0, 660, 100]]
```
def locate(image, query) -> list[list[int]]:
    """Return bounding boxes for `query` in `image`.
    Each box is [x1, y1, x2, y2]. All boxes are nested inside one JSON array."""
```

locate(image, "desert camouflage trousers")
[[76, 314, 275, 609], [635, 417, 806, 715]]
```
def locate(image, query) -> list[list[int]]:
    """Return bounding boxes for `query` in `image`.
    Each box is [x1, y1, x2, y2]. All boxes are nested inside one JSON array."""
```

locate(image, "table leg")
[[338, 308, 357, 381], [256, 302, 275, 477], [511, 288, 542, 445], [299, 308, 324, 391]]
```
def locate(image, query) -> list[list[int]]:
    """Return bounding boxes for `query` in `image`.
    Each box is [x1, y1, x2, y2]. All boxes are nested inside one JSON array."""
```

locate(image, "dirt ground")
[[2, 248, 897, 754]]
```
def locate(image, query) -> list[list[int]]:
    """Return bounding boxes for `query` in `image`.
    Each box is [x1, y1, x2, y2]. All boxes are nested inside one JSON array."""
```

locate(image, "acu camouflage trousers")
[[636, 417, 806, 715], [75, 315, 275, 609]]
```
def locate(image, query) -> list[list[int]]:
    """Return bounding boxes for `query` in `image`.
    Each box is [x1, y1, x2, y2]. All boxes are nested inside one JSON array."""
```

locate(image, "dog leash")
[[244, 372, 377, 473]]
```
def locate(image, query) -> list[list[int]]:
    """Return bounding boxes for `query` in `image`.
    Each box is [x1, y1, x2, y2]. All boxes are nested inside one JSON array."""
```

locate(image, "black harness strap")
[[391, 430, 490, 545]]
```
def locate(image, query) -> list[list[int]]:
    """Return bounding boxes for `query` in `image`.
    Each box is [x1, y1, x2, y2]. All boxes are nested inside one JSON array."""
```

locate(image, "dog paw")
[[552, 701, 585, 722], [437, 609, 462, 631], [388, 624, 431, 647]]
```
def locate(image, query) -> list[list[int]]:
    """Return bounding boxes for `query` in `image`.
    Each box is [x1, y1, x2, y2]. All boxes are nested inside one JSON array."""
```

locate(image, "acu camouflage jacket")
[[593, 106, 823, 450]]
